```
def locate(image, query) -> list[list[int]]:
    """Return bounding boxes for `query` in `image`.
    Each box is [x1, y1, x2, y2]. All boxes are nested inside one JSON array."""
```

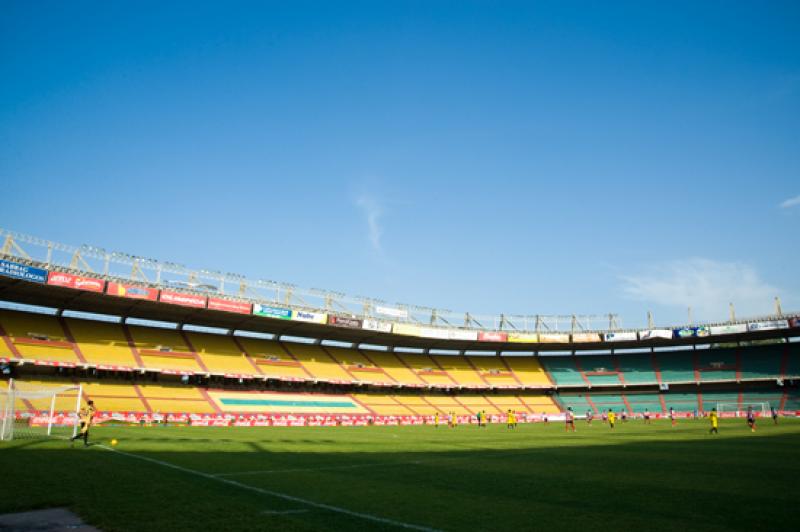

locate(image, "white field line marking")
[[96, 445, 440, 532]]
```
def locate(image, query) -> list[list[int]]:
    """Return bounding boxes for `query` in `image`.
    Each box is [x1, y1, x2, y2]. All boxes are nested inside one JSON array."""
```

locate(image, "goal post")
[[716, 402, 770, 418], [0, 379, 84, 441]]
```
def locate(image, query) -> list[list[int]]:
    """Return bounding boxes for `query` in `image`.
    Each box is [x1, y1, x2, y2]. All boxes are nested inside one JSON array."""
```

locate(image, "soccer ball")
[[111, 439, 118, 446]]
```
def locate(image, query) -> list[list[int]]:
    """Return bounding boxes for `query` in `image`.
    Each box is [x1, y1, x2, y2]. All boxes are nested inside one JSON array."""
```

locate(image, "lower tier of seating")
[[558, 387, 800, 414], [4, 378, 561, 417]]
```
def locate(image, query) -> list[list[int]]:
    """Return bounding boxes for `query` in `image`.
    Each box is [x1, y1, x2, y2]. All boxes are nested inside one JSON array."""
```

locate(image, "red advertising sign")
[[106, 282, 159, 301], [207, 297, 251, 315], [47, 272, 105, 293], [478, 331, 508, 342], [159, 291, 207, 309], [328, 316, 363, 328]]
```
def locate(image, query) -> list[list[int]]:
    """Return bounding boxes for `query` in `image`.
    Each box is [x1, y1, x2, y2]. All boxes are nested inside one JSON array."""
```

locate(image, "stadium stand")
[[696, 349, 738, 382], [395, 352, 457, 387], [623, 393, 665, 413], [655, 352, 697, 383], [467, 355, 522, 387], [503, 357, 552, 387], [615, 354, 658, 384], [185, 331, 258, 376], [236, 337, 309, 380], [126, 325, 205, 373], [283, 343, 354, 383], [540, 357, 585, 386], [430, 355, 485, 387], [0, 309, 81, 365], [739, 344, 784, 380], [66, 317, 139, 368]]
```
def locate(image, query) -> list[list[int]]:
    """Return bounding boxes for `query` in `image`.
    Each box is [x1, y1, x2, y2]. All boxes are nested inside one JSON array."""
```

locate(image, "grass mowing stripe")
[[95, 444, 441, 532]]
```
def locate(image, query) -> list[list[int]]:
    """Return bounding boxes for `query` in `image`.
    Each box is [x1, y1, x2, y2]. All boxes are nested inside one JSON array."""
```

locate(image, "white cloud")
[[355, 195, 383, 252], [780, 195, 800, 209], [621, 258, 779, 321]]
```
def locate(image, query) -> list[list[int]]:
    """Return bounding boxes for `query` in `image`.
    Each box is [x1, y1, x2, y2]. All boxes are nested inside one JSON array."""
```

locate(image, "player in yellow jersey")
[[434, 412, 439, 428], [709, 408, 718, 434], [607, 409, 616, 429], [506, 409, 514, 429], [70, 400, 97, 447]]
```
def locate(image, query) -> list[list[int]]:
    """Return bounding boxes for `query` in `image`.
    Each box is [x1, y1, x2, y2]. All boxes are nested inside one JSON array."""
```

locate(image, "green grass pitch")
[[1, 418, 798, 531]]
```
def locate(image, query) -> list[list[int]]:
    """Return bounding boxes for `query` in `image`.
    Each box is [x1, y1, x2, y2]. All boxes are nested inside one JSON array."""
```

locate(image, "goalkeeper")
[[70, 400, 97, 447]]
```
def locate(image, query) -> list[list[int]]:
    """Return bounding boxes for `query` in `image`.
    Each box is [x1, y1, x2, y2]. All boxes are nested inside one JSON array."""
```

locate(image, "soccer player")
[[643, 408, 651, 425], [621, 410, 627, 423], [565, 407, 576, 432], [607, 409, 616, 430], [709, 408, 719, 434], [506, 409, 514, 429], [669, 407, 676, 427], [746, 406, 756, 432], [586, 409, 593, 425], [434, 412, 439, 428], [771, 406, 778, 425], [482, 410, 488, 428], [70, 400, 97, 447]]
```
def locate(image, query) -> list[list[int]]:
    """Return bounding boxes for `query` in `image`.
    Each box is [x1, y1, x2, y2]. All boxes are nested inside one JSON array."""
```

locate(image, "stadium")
[[1, 228, 799, 531], [3, 3, 800, 531]]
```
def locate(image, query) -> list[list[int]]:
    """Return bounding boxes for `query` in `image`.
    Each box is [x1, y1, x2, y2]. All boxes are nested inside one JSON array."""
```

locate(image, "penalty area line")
[[95, 445, 440, 532]]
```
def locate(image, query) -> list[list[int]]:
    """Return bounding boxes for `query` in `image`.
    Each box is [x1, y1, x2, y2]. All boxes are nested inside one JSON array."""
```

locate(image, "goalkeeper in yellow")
[[709, 408, 719, 435], [70, 400, 96, 447]]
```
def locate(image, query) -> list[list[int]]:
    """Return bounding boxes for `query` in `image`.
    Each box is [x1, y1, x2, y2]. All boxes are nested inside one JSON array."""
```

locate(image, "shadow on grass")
[[1, 426, 799, 532]]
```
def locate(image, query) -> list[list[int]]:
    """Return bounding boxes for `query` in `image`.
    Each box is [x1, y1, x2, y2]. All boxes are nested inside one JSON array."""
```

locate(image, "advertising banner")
[[207, 298, 251, 315], [572, 333, 601, 343], [106, 282, 159, 301], [328, 316, 363, 329], [291, 310, 328, 324], [47, 271, 105, 293], [0, 259, 47, 283], [673, 326, 711, 338], [419, 327, 450, 340], [393, 323, 423, 336], [447, 329, 479, 341], [478, 331, 508, 342], [604, 331, 638, 342], [709, 324, 748, 335], [538, 333, 569, 343], [362, 318, 392, 333], [747, 320, 789, 332], [159, 291, 207, 309], [252, 304, 292, 320], [508, 333, 539, 343], [376, 305, 408, 319], [639, 329, 673, 340]]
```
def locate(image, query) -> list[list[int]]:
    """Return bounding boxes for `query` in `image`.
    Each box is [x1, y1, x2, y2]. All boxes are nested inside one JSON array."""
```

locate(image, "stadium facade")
[[1, 229, 798, 429]]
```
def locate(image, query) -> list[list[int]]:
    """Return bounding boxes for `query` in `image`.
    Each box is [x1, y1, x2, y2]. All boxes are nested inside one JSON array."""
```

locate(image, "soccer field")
[[1, 419, 798, 531]]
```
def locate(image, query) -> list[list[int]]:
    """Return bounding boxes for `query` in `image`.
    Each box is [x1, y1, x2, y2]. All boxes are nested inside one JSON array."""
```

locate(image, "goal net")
[[715, 402, 770, 418], [0, 379, 83, 441]]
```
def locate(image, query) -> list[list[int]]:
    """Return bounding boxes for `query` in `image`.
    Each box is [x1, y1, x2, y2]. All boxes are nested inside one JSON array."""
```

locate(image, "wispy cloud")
[[621, 258, 779, 320], [780, 195, 800, 209], [355, 195, 383, 252]]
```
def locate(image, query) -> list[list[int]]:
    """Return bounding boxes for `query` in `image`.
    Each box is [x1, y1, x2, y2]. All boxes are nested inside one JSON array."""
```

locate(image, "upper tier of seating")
[[542, 345, 798, 387], [2, 309, 798, 390]]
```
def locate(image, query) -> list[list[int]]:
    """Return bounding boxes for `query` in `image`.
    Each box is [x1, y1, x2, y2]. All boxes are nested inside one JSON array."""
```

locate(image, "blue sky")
[[1, 1, 798, 328]]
